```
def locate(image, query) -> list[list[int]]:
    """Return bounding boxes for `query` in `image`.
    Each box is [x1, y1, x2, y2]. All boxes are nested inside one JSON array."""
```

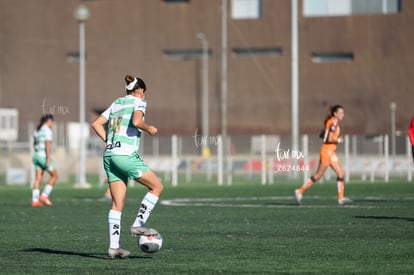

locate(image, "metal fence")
[[1, 121, 412, 186]]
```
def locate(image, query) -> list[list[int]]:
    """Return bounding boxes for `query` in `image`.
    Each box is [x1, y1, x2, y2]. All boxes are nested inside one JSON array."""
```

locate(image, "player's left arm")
[[45, 129, 53, 166], [45, 140, 51, 166], [326, 133, 343, 144], [325, 121, 343, 144], [132, 111, 158, 136], [91, 115, 108, 142]]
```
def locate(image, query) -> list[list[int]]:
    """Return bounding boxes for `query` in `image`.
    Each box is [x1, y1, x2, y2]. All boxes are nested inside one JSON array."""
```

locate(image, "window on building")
[[232, 0, 262, 19], [312, 52, 354, 63], [163, 0, 190, 3], [232, 47, 282, 57], [303, 0, 401, 17], [164, 49, 211, 59], [66, 52, 80, 62], [66, 52, 89, 62]]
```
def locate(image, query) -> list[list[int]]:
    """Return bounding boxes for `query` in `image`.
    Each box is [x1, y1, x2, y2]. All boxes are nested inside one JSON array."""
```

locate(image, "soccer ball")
[[138, 233, 163, 253]]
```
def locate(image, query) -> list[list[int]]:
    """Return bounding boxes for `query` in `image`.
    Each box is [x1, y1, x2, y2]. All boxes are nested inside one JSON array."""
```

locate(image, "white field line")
[[159, 196, 413, 209], [52, 195, 414, 209], [161, 196, 414, 202]]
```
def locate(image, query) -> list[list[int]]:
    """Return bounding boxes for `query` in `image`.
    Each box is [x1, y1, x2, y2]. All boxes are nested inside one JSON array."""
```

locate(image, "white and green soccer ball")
[[138, 233, 163, 253]]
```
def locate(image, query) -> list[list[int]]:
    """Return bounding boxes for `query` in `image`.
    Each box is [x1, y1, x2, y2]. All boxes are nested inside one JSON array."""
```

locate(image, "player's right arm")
[[91, 115, 109, 142]]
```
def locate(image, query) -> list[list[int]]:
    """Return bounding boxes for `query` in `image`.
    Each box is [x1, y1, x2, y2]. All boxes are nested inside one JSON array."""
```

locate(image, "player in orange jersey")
[[295, 105, 352, 205]]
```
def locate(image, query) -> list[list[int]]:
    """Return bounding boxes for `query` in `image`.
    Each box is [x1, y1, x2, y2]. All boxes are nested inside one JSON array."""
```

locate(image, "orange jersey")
[[321, 117, 340, 151], [319, 117, 340, 165]]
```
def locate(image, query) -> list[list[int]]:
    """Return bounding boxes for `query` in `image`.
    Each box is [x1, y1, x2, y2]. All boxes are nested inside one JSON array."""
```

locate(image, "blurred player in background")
[[295, 105, 352, 205], [91, 74, 163, 259], [31, 114, 58, 207], [408, 116, 414, 161]]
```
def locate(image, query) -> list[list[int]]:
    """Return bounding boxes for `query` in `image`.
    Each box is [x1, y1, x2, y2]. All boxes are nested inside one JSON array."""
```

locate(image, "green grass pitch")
[[0, 177, 413, 274]]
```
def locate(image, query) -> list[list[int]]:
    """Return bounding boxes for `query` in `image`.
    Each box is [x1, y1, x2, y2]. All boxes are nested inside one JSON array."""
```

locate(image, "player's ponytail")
[[125, 74, 147, 94], [36, 117, 43, 131], [324, 106, 333, 125]]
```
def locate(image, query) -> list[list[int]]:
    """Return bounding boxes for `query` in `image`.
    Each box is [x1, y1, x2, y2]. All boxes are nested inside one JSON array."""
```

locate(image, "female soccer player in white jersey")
[[31, 114, 58, 207], [91, 75, 163, 259]]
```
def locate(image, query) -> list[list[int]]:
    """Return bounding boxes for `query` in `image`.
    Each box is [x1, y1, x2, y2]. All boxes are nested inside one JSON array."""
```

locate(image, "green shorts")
[[103, 152, 150, 184], [32, 155, 56, 171]]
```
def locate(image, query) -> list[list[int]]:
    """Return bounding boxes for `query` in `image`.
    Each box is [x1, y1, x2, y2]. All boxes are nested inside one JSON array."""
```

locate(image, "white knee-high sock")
[[41, 184, 53, 197], [108, 210, 122, 249], [132, 192, 159, 227], [32, 189, 40, 202]]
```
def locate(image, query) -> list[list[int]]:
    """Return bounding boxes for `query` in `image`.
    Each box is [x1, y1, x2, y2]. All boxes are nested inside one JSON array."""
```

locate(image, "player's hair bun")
[[124, 74, 147, 94], [125, 74, 135, 84]]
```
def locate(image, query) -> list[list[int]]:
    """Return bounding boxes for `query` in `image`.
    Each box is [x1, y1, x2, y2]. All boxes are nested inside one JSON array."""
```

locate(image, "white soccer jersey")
[[102, 95, 146, 156], [33, 125, 53, 157]]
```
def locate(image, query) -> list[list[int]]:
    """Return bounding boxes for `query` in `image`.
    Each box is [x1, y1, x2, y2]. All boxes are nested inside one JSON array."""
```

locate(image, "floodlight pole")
[[390, 101, 397, 169], [197, 33, 210, 158], [221, 0, 227, 141], [291, 0, 299, 178], [0, 51, 2, 106], [74, 4, 91, 189], [221, 0, 228, 185]]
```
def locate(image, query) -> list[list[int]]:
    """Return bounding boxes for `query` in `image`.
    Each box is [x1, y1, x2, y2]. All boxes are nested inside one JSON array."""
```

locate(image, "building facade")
[[0, 0, 413, 140]]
